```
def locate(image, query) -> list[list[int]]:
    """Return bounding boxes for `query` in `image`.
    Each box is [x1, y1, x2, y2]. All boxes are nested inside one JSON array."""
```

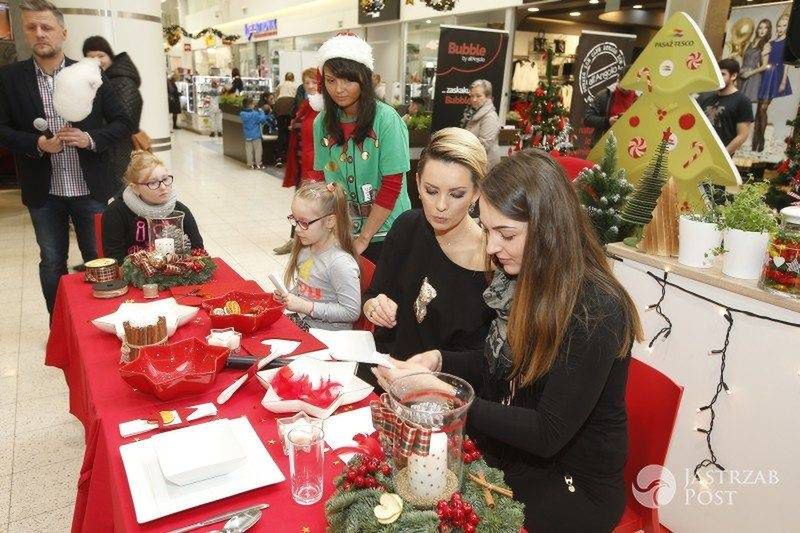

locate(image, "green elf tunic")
[[313, 100, 411, 242]]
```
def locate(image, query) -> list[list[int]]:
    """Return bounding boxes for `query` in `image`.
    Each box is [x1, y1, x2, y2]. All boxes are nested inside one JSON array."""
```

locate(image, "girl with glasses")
[[101, 150, 204, 262], [275, 181, 361, 331]]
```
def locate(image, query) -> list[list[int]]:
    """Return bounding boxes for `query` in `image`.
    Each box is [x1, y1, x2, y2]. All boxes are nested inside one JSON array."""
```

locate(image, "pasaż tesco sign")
[[447, 42, 486, 57], [245, 19, 278, 40]]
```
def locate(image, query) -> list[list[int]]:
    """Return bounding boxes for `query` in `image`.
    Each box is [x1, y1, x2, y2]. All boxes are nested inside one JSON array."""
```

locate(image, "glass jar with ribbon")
[[377, 372, 474, 508], [147, 211, 187, 256], [760, 206, 800, 298]]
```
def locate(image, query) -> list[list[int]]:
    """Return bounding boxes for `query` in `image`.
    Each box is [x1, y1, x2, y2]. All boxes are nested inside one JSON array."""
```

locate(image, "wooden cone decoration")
[[638, 177, 679, 257]]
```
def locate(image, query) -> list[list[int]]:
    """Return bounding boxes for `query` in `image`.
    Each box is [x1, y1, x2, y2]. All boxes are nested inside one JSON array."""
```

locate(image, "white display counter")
[[608, 242, 800, 532]]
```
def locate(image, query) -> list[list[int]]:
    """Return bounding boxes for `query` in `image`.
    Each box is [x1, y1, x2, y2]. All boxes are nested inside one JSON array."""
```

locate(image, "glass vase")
[[759, 206, 800, 299], [387, 372, 474, 508], [147, 211, 186, 256]]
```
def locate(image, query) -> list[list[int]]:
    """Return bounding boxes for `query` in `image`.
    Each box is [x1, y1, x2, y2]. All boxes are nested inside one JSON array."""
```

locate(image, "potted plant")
[[718, 181, 778, 280], [678, 183, 723, 269], [407, 113, 431, 147]]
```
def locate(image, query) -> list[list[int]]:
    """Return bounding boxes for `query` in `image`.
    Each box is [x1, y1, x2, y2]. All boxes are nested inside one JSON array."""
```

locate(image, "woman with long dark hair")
[[375, 149, 643, 531], [738, 18, 772, 105], [312, 33, 411, 263]]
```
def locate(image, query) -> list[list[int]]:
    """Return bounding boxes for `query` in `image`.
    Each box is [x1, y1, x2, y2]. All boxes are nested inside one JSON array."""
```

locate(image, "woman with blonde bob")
[[101, 150, 204, 262], [364, 127, 494, 363], [375, 149, 644, 531]]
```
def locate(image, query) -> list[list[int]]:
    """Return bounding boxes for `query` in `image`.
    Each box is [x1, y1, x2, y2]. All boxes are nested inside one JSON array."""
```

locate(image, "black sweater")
[[442, 282, 630, 532], [101, 195, 204, 263], [365, 209, 494, 360]]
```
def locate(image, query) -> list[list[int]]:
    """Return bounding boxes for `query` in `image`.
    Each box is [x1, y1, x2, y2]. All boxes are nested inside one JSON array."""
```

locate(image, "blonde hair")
[[302, 67, 317, 82], [124, 150, 165, 186], [417, 127, 488, 187], [284, 182, 355, 287]]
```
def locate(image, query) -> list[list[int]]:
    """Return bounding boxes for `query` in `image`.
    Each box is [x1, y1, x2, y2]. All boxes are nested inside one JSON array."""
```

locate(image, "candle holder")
[[276, 411, 324, 456], [147, 211, 187, 256], [387, 372, 474, 508]]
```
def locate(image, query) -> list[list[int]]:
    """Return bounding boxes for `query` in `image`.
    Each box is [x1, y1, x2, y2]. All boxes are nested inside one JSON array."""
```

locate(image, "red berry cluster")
[[462, 438, 481, 464], [436, 492, 480, 533], [342, 456, 391, 491]]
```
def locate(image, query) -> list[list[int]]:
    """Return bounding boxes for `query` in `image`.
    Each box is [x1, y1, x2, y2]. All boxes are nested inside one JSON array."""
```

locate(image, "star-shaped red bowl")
[[119, 338, 231, 401], [201, 291, 286, 334]]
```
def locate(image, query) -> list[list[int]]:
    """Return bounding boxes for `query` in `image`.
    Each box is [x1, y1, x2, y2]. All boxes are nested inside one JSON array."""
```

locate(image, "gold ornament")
[[361, 151, 370, 160], [325, 161, 339, 172], [224, 300, 241, 315]]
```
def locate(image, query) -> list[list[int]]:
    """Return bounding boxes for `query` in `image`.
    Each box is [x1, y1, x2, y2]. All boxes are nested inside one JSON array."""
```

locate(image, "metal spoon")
[[208, 508, 262, 533]]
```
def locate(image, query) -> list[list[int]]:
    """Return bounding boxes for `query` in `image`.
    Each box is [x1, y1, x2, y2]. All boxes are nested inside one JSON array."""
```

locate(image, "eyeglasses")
[[287, 213, 331, 230], [142, 175, 174, 190]]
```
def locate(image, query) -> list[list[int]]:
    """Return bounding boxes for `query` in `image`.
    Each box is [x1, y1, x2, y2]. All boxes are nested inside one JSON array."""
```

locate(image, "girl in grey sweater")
[[276, 182, 361, 330]]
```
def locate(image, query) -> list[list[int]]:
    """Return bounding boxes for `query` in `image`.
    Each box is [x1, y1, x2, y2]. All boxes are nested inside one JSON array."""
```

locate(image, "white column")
[[58, 0, 172, 164], [499, 6, 516, 124]]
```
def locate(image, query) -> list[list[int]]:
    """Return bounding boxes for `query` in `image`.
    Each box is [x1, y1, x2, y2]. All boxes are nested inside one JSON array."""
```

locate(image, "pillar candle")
[[407, 432, 448, 501]]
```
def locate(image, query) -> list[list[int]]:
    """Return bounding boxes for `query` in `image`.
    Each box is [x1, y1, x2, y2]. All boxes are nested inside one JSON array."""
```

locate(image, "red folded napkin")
[[170, 280, 264, 306]]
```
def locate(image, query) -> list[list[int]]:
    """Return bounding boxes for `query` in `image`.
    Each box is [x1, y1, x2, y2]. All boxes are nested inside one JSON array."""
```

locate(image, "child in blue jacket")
[[239, 97, 268, 169]]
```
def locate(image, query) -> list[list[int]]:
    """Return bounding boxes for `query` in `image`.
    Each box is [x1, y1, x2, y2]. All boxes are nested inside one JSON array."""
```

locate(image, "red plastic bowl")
[[119, 338, 231, 401], [201, 291, 285, 334]]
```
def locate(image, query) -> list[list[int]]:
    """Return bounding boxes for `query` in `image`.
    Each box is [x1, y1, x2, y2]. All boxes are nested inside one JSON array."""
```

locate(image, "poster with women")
[[723, 1, 800, 163]]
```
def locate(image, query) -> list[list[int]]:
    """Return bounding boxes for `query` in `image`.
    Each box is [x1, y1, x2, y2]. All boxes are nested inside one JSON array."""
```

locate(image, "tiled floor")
[[0, 130, 294, 531]]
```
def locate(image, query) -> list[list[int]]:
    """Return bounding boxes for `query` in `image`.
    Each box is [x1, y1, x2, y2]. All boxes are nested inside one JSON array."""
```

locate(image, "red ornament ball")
[[629, 116, 640, 127], [679, 113, 696, 130]]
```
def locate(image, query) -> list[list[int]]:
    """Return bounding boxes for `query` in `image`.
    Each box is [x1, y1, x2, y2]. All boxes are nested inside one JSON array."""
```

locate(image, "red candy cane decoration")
[[637, 67, 653, 93], [682, 141, 704, 168]]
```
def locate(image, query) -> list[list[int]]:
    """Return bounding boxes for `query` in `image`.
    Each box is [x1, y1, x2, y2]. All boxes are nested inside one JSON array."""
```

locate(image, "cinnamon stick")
[[475, 470, 495, 508], [467, 472, 513, 498]]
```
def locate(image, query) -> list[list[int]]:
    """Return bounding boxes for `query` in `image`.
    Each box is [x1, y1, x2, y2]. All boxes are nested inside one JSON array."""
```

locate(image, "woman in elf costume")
[[312, 33, 411, 263]]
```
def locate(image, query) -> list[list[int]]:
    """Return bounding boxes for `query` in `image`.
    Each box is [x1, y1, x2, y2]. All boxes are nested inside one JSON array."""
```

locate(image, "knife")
[[216, 351, 284, 405], [167, 503, 269, 533]]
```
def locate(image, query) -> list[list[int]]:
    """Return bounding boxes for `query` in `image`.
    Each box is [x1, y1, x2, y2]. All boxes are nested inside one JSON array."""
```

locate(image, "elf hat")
[[317, 32, 374, 72]]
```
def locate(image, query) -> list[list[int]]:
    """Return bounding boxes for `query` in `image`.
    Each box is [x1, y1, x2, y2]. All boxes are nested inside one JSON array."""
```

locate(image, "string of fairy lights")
[[640, 270, 800, 479]]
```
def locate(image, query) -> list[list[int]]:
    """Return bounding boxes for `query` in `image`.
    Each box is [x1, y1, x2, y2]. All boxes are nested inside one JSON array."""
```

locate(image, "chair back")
[[94, 212, 104, 258], [622, 357, 684, 530], [353, 256, 376, 332]]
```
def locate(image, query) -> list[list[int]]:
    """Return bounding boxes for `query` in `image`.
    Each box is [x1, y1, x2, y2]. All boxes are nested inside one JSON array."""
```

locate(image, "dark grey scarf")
[[483, 270, 516, 376]]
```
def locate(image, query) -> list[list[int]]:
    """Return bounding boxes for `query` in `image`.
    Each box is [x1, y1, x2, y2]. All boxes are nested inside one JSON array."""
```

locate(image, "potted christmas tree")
[[678, 183, 722, 269], [718, 181, 778, 280], [575, 132, 634, 244]]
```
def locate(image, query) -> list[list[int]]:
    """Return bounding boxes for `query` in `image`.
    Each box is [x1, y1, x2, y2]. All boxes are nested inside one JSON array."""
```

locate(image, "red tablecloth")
[[46, 259, 359, 533]]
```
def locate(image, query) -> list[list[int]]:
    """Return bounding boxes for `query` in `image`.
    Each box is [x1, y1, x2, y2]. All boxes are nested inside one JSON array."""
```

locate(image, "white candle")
[[154, 237, 175, 256], [407, 432, 448, 501]]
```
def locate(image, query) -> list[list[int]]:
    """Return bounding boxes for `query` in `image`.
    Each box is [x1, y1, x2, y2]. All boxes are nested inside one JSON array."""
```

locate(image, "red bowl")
[[201, 291, 285, 334], [119, 338, 231, 401]]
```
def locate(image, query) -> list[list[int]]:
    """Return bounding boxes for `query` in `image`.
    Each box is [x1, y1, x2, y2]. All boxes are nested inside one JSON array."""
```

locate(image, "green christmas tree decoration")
[[621, 128, 672, 229], [524, 48, 569, 151], [765, 107, 800, 212], [576, 132, 635, 244]]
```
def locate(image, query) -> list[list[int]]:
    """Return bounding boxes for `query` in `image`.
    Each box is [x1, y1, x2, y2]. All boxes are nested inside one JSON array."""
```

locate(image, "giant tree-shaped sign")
[[588, 12, 741, 211]]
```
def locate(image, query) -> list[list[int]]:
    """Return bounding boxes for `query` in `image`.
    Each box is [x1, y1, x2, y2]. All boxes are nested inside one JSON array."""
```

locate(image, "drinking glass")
[[287, 425, 325, 505]]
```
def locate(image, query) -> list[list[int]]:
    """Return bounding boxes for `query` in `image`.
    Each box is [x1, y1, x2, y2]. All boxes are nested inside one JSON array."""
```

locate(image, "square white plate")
[[120, 416, 284, 523], [92, 297, 199, 339], [257, 360, 373, 419], [151, 419, 246, 486]]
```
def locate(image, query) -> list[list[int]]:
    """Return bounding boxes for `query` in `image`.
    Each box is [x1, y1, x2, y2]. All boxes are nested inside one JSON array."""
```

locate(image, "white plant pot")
[[678, 216, 722, 269], [722, 228, 770, 280]]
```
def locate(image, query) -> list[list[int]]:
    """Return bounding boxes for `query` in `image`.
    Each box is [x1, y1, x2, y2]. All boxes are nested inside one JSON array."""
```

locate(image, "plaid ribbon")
[[370, 393, 431, 458]]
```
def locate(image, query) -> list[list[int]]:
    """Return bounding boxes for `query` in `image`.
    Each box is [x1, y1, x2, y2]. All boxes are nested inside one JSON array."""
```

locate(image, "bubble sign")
[[578, 42, 628, 104]]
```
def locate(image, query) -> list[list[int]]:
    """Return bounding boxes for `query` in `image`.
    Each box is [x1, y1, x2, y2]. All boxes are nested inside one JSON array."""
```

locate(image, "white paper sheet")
[[322, 406, 375, 462], [309, 328, 394, 368]]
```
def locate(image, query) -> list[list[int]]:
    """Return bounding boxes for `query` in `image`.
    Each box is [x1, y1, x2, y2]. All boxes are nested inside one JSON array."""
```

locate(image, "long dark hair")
[[322, 57, 376, 146], [749, 19, 772, 51], [82, 35, 115, 59], [480, 149, 643, 385]]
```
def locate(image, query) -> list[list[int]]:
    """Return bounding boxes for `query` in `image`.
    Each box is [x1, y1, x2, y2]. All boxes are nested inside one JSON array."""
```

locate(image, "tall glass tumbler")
[[287, 425, 325, 505]]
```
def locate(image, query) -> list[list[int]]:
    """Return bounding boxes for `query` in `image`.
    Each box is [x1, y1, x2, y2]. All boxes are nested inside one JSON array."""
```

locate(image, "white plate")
[[120, 417, 284, 523], [151, 419, 246, 486], [257, 360, 373, 419], [92, 297, 198, 339]]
